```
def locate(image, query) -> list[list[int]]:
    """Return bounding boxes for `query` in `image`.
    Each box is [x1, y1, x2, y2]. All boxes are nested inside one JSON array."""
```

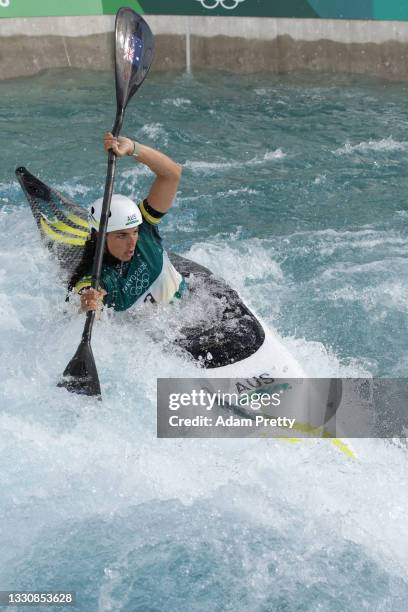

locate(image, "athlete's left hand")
[[104, 132, 133, 157], [80, 287, 107, 313]]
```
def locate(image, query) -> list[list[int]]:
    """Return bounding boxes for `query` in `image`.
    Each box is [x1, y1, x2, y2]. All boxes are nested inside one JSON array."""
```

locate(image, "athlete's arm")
[[104, 132, 182, 213]]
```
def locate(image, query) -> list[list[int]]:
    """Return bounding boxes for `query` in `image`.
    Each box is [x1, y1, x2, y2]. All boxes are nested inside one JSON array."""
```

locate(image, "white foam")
[[334, 136, 408, 155], [283, 336, 372, 377], [184, 240, 283, 292], [184, 149, 285, 174], [53, 181, 92, 199], [284, 227, 408, 258], [163, 97, 192, 107], [0, 180, 20, 194], [328, 279, 408, 314], [216, 187, 260, 196], [322, 256, 405, 275], [137, 122, 169, 145], [184, 159, 238, 172], [257, 149, 286, 161], [1, 204, 407, 588], [0, 293, 25, 332], [117, 166, 152, 201], [254, 88, 269, 96]]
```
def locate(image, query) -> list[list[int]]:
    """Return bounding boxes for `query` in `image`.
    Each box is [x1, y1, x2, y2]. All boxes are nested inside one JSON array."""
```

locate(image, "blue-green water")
[[0, 70, 407, 610]]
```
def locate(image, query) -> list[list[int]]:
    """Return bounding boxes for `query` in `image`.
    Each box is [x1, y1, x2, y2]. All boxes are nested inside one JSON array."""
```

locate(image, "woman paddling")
[[68, 132, 185, 312]]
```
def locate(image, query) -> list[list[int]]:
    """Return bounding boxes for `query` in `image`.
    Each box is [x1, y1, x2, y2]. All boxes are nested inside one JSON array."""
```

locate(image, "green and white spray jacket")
[[75, 199, 186, 311]]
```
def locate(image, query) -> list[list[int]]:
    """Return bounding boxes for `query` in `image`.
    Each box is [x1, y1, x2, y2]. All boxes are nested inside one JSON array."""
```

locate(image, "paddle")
[[58, 8, 154, 397]]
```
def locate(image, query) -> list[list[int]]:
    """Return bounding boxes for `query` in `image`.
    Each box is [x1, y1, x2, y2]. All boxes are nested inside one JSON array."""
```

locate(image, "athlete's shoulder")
[[138, 201, 163, 245]]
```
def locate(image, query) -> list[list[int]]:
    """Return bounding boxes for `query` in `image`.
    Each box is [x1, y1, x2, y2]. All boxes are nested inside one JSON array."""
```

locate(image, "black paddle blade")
[[115, 8, 154, 112], [58, 341, 101, 398]]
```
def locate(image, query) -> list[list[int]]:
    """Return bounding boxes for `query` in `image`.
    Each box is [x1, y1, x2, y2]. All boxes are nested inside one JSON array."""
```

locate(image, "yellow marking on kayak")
[[67, 213, 89, 228], [40, 217, 87, 246], [46, 217, 89, 238], [258, 420, 357, 459], [239, 387, 356, 459], [291, 422, 357, 459], [324, 436, 357, 459], [277, 435, 356, 458], [231, 393, 357, 458], [274, 431, 356, 458]]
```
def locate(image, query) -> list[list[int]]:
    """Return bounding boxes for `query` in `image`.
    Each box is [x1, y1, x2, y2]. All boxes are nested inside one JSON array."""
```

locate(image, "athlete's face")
[[106, 227, 139, 261]]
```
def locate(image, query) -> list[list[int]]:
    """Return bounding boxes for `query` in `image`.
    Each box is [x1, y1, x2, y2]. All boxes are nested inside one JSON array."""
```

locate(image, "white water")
[[1, 211, 407, 587], [1, 70, 408, 609]]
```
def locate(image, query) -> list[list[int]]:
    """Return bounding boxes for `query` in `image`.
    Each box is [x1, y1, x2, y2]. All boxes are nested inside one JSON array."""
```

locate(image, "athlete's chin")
[[123, 251, 134, 261]]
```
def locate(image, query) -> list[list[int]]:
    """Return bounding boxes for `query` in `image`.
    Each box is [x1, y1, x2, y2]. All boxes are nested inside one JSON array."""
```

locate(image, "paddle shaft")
[[81, 110, 124, 343]]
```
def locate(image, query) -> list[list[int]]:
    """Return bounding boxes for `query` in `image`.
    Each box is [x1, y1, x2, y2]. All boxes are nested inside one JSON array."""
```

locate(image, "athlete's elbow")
[[159, 161, 182, 184], [171, 162, 182, 183]]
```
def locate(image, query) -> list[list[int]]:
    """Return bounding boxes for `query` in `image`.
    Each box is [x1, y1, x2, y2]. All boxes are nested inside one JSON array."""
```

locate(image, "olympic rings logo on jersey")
[[195, 0, 246, 10], [128, 272, 150, 296]]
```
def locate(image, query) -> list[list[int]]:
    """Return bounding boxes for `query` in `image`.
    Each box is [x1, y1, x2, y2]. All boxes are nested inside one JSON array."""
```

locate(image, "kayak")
[[16, 166, 344, 438]]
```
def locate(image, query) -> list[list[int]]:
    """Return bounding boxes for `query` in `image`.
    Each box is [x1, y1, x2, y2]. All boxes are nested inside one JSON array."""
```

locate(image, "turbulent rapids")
[[1, 68, 407, 610]]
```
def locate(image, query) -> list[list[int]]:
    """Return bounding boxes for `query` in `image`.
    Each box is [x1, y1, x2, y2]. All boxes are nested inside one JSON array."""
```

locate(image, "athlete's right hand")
[[80, 288, 107, 312], [104, 132, 134, 157]]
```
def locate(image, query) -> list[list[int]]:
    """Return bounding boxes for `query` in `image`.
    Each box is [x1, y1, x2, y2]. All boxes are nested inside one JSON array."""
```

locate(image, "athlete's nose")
[[128, 234, 138, 248]]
